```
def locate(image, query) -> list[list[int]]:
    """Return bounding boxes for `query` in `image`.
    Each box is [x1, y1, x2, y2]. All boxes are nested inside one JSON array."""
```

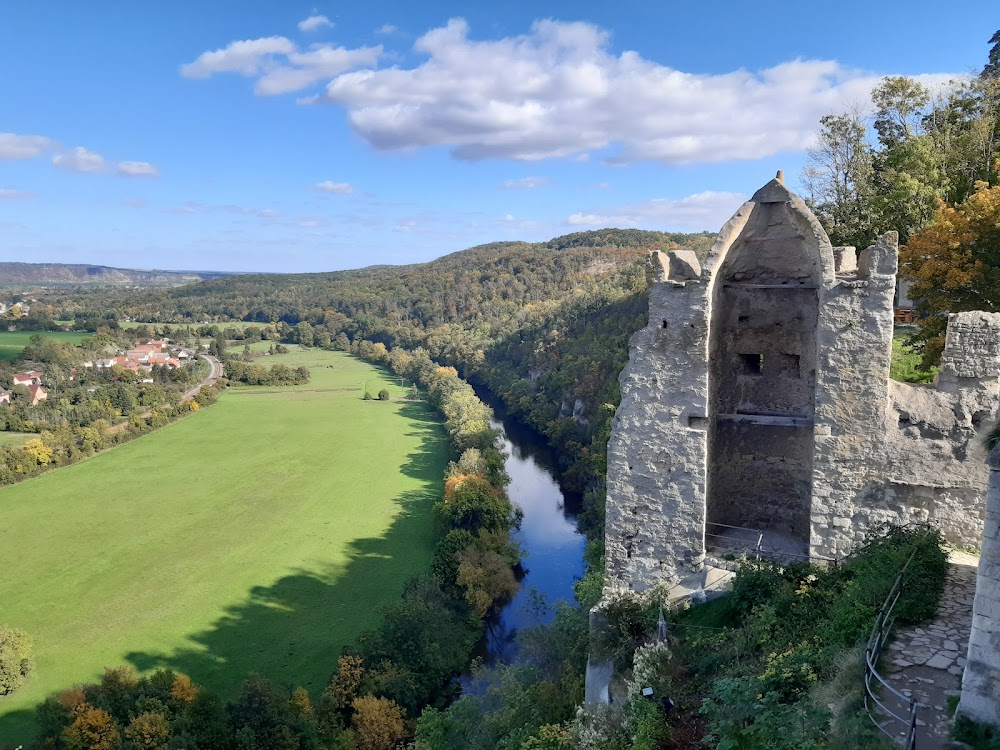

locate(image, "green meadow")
[[0, 331, 90, 361], [0, 432, 34, 447], [0, 350, 448, 744]]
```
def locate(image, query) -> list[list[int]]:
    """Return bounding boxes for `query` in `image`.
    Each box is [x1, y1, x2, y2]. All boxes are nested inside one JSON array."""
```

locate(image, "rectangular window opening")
[[739, 352, 763, 375]]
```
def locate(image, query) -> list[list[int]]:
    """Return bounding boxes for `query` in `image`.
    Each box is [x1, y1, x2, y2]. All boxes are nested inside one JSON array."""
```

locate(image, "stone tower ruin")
[[604, 175, 1000, 595]]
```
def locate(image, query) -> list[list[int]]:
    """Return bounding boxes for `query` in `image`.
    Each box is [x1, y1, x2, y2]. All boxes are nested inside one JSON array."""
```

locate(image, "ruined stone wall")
[[809, 233, 898, 558], [706, 197, 824, 541], [959, 443, 1000, 727], [604, 176, 998, 596], [604, 203, 752, 593], [874, 312, 1000, 546]]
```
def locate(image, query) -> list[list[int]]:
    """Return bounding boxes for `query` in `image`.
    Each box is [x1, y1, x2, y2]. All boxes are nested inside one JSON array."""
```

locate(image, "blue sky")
[[1, 2, 996, 272]]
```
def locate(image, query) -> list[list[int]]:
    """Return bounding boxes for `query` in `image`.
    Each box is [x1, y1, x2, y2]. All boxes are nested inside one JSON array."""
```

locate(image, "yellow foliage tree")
[[327, 654, 365, 712], [24, 438, 53, 466], [351, 695, 406, 750], [61, 705, 120, 750], [289, 686, 314, 718], [170, 673, 199, 705]]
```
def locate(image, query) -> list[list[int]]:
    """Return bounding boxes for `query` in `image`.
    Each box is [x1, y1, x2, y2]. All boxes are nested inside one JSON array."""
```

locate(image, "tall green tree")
[[802, 110, 876, 247]]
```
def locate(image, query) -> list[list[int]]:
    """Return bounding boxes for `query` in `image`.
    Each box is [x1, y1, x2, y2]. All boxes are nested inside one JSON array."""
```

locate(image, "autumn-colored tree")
[[289, 686, 314, 719], [123, 711, 170, 750], [169, 673, 199, 705], [333, 655, 365, 707], [433, 476, 515, 534], [900, 180, 1000, 364], [456, 545, 520, 617], [351, 695, 406, 750], [23, 438, 54, 466], [61, 705, 121, 750]]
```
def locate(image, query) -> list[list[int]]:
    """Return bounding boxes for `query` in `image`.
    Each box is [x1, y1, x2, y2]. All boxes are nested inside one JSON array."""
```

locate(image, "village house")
[[13, 371, 43, 387], [0, 387, 11, 405], [27, 383, 47, 406]]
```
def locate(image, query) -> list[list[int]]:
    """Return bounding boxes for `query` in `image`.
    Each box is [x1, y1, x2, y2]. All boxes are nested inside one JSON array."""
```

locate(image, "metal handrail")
[[863, 548, 920, 750], [705, 522, 764, 560]]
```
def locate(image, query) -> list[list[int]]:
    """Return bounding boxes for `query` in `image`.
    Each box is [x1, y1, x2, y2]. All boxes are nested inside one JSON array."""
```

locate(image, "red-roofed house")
[[27, 384, 47, 405], [13, 371, 43, 387]]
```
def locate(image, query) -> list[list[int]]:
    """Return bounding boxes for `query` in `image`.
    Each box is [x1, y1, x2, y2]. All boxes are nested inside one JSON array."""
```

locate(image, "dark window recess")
[[740, 353, 763, 375], [775, 353, 801, 378], [738, 315, 749, 324], [661, 320, 668, 329]]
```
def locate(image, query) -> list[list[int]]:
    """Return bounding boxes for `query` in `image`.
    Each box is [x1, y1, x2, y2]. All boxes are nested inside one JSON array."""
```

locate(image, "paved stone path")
[[883, 550, 979, 749]]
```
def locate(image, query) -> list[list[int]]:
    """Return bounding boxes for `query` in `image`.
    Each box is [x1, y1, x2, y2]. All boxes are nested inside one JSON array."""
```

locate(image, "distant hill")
[[0, 262, 232, 287]]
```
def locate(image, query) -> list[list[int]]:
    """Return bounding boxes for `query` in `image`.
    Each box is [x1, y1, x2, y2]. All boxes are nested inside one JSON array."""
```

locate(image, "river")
[[474, 400, 587, 665]]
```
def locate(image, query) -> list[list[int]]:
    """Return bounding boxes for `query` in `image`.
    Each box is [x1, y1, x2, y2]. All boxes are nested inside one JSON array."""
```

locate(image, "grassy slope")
[[0, 432, 34, 447], [0, 331, 90, 361], [0, 349, 447, 744]]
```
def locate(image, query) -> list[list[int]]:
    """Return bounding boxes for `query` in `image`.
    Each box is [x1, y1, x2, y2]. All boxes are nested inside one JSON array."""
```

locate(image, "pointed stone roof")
[[752, 170, 794, 204]]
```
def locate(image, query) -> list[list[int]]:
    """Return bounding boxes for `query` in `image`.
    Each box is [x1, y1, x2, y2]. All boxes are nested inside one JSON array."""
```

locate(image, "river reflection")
[[474, 401, 587, 665]]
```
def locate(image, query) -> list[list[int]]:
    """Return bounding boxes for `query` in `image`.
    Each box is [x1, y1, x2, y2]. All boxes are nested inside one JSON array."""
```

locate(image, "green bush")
[[954, 714, 1000, 749], [0, 625, 34, 694], [688, 524, 948, 749]]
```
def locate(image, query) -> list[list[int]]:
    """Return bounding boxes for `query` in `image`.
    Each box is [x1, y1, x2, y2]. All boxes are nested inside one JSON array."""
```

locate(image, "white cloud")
[[1, 132, 156, 177], [255, 44, 382, 95], [164, 202, 279, 218], [52, 146, 106, 173], [314, 180, 354, 194], [298, 15, 333, 32], [568, 190, 746, 229], [0, 133, 55, 159], [180, 36, 296, 78], [182, 36, 381, 95], [299, 18, 957, 164], [376, 24, 398, 35], [0, 188, 33, 200], [297, 218, 328, 228], [500, 176, 548, 189], [117, 160, 159, 177]]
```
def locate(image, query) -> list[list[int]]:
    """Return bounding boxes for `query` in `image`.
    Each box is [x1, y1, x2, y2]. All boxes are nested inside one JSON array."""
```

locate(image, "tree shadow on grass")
[[0, 396, 449, 747], [123, 402, 449, 696]]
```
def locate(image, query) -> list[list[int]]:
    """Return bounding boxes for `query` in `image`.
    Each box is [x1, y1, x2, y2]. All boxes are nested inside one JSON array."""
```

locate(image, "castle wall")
[[707, 198, 822, 541], [959, 443, 1000, 727], [603, 176, 998, 596], [810, 233, 898, 558], [603, 203, 752, 593]]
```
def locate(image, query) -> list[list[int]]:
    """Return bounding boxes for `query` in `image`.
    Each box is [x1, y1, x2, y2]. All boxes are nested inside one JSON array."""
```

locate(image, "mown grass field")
[[0, 432, 35, 447], [0, 330, 89, 361], [0, 350, 447, 744]]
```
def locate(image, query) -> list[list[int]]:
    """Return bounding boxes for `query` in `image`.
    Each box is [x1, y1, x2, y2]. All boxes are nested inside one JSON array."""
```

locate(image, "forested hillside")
[[0, 263, 231, 287], [49, 229, 715, 518]]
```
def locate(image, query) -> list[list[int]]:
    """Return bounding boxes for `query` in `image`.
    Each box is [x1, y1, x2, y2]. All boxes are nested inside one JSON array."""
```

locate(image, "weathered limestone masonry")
[[959, 443, 1000, 727], [603, 175, 1000, 597]]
